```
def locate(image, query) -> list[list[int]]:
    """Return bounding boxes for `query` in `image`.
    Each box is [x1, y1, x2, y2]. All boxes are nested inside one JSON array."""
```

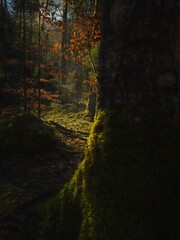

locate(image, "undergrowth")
[[42, 106, 92, 133]]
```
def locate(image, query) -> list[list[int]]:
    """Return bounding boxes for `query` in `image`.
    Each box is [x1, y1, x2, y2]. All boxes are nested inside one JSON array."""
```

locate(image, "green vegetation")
[[39, 161, 85, 240], [38, 109, 179, 239], [43, 106, 92, 134], [36, 111, 105, 240]]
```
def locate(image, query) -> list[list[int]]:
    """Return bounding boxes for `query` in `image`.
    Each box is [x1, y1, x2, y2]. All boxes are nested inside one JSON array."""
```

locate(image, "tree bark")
[[61, 0, 68, 84], [22, 0, 27, 114], [94, 0, 179, 239], [98, 0, 179, 123], [38, 5, 41, 118]]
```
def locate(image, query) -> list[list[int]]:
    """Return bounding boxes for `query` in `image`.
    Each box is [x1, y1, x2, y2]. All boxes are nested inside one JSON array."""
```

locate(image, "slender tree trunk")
[[85, 0, 101, 119], [22, 0, 27, 114], [38, 7, 41, 118], [1, 0, 8, 84], [4, 0, 7, 26], [18, 8, 22, 112], [61, 0, 67, 84]]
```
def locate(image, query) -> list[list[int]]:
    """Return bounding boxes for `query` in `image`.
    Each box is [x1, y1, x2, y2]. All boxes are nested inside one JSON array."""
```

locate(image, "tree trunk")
[[61, 0, 68, 84], [88, 0, 180, 237], [22, 0, 27, 114], [86, 90, 96, 120], [99, 0, 180, 119], [93, 1, 179, 239], [38, 5, 41, 118], [18, 7, 22, 112]]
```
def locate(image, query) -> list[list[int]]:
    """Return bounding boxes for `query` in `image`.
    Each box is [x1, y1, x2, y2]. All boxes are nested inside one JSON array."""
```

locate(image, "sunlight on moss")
[[38, 110, 107, 240], [38, 108, 179, 240], [42, 107, 93, 134]]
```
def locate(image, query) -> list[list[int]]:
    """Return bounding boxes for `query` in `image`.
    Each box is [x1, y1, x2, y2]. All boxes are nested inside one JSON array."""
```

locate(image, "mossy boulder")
[[0, 114, 56, 157]]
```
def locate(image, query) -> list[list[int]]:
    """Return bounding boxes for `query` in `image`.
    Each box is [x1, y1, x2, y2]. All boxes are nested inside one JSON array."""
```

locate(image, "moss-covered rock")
[[0, 114, 57, 157]]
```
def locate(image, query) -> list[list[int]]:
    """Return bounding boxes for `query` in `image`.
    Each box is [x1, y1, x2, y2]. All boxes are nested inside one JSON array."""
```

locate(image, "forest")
[[0, 0, 179, 239]]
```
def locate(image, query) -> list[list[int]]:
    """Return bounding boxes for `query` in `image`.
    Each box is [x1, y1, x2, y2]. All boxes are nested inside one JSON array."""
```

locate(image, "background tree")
[[0, 0, 60, 117], [61, 0, 68, 84], [0, 0, 19, 114]]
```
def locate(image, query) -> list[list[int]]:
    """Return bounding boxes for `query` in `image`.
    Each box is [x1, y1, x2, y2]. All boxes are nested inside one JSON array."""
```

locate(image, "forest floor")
[[0, 106, 92, 240]]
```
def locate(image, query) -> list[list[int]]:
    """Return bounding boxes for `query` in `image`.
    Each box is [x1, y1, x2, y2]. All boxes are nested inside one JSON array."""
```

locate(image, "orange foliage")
[[47, 5, 101, 65]]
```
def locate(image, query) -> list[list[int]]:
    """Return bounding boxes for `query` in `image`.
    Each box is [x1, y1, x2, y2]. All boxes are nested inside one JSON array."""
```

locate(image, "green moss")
[[39, 161, 85, 240], [38, 111, 106, 239], [43, 108, 92, 133], [39, 109, 179, 240]]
